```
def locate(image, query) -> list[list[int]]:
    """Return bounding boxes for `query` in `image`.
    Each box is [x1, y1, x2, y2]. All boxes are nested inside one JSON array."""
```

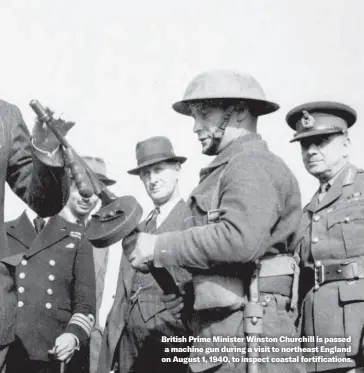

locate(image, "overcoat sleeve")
[[6, 102, 69, 217], [154, 152, 297, 269]]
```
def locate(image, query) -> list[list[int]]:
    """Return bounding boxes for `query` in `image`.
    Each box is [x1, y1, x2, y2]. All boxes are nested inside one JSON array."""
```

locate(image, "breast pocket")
[[328, 207, 364, 257], [338, 281, 364, 356], [184, 194, 211, 228]]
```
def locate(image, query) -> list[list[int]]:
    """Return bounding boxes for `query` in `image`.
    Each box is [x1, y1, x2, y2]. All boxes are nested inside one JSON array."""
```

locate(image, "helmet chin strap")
[[203, 105, 239, 156]]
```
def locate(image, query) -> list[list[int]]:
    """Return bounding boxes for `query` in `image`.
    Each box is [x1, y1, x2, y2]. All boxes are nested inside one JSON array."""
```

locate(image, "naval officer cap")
[[286, 101, 357, 143]]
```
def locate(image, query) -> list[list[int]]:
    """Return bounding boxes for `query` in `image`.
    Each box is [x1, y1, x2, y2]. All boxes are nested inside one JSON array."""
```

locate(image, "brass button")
[[312, 237, 319, 244], [344, 217, 350, 223], [19, 272, 25, 279], [264, 295, 271, 302], [337, 268, 342, 273], [47, 289, 53, 295], [312, 215, 320, 222], [18, 287, 25, 293], [49, 260, 56, 266], [45, 303, 52, 309], [18, 301, 24, 307], [261, 301, 268, 307], [48, 275, 55, 281], [21, 259, 27, 266]]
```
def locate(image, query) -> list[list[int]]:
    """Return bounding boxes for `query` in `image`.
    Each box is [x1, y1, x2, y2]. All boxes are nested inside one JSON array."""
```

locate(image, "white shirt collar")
[[151, 195, 180, 229]]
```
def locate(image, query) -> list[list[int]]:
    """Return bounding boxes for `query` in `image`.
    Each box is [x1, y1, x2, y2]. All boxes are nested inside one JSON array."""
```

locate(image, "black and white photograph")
[[0, 1, 363, 373]]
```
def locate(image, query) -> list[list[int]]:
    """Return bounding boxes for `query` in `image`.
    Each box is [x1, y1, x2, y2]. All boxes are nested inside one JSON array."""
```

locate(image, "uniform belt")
[[314, 259, 364, 288]]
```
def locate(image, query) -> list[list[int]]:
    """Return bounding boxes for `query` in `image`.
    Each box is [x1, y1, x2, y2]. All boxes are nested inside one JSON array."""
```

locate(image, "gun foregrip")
[[63, 148, 93, 198], [150, 267, 180, 295]]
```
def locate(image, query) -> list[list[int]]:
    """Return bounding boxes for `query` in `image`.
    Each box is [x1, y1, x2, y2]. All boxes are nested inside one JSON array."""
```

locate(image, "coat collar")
[[306, 164, 358, 213], [25, 215, 84, 258], [199, 133, 267, 180], [6, 211, 37, 249]]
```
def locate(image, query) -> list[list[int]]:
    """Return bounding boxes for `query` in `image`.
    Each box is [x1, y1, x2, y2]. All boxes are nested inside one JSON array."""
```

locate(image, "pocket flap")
[[138, 293, 166, 322], [191, 193, 211, 213], [338, 280, 364, 303], [328, 208, 364, 228]]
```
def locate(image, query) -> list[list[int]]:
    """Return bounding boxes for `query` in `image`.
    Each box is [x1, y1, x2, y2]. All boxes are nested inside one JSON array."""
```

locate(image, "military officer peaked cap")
[[287, 101, 357, 143]]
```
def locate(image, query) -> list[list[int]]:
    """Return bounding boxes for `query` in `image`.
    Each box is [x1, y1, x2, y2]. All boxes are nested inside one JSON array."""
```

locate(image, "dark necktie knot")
[[321, 182, 331, 193], [33, 216, 45, 234]]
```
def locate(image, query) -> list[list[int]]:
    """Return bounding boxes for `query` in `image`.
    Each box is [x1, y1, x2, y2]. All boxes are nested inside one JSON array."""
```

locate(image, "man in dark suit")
[[0, 100, 73, 372], [6, 156, 116, 373], [97, 136, 191, 373]]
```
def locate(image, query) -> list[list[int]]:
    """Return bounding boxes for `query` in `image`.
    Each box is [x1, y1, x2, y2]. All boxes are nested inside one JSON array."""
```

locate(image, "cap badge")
[[301, 110, 315, 129]]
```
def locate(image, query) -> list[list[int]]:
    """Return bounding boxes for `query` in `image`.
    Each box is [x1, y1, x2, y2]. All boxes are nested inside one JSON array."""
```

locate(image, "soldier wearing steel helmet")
[[122, 70, 305, 373], [288, 101, 364, 373]]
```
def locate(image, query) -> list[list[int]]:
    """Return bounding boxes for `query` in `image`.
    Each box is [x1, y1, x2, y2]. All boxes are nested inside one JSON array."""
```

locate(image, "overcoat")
[[299, 164, 364, 372], [0, 99, 69, 346], [153, 133, 305, 373]]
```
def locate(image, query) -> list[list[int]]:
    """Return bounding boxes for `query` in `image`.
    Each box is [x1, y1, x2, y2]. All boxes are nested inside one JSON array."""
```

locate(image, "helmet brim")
[[172, 97, 280, 117]]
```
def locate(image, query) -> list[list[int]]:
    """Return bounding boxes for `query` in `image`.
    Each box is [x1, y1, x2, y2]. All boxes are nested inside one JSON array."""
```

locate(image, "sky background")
[[1, 0, 363, 220]]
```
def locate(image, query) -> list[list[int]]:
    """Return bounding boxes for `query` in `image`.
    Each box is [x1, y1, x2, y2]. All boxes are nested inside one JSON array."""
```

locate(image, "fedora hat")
[[82, 156, 116, 186], [127, 136, 187, 175]]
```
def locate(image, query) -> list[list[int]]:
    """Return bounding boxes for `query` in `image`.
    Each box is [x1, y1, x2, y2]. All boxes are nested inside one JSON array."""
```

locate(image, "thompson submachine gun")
[[30, 100, 183, 303], [29, 99, 143, 247]]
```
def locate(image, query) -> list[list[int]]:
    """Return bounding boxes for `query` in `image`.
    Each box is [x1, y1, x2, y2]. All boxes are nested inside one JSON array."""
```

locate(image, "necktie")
[[318, 183, 331, 203], [33, 216, 46, 234], [145, 207, 160, 233]]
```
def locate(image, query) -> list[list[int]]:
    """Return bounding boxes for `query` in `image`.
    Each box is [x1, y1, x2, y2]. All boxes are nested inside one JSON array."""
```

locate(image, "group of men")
[[0, 69, 362, 373]]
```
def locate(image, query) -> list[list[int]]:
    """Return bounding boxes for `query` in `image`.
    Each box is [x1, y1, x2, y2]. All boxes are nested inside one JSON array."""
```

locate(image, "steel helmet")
[[172, 69, 279, 116]]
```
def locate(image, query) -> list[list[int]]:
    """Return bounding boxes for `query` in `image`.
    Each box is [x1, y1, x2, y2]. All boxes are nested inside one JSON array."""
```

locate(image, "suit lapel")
[[6, 211, 37, 249], [156, 199, 186, 233], [25, 215, 74, 258]]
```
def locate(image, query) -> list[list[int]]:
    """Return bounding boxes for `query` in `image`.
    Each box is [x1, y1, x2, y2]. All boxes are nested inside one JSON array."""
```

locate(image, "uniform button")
[[261, 301, 268, 307], [45, 303, 52, 309], [47, 289, 53, 295], [344, 217, 350, 223], [312, 215, 320, 222], [19, 272, 26, 279], [264, 294, 271, 302], [21, 259, 27, 266], [49, 260, 56, 266], [48, 275, 55, 281], [18, 287, 25, 293], [18, 301, 24, 307], [312, 237, 319, 244]]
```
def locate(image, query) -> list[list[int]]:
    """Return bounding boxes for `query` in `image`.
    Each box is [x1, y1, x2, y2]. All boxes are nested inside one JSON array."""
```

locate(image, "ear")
[[235, 106, 249, 123]]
